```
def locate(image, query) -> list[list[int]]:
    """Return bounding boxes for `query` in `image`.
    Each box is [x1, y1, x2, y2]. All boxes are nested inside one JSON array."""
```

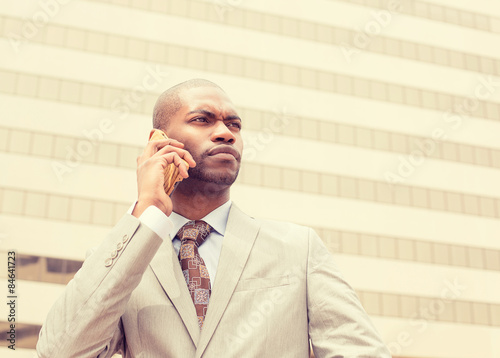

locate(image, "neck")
[[171, 179, 230, 220]]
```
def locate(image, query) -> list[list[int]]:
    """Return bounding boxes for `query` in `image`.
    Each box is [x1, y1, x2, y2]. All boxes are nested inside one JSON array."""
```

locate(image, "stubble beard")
[[188, 153, 240, 186]]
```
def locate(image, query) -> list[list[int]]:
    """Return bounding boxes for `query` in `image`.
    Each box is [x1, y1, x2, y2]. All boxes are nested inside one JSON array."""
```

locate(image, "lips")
[[208, 146, 240, 161]]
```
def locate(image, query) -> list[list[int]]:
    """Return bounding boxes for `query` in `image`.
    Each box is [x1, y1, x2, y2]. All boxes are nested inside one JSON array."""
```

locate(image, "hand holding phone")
[[148, 129, 189, 196], [132, 130, 195, 218]]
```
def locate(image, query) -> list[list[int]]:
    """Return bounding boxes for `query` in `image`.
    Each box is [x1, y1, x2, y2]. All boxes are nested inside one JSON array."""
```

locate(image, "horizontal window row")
[[358, 290, 500, 326], [0, 285, 496, 331], [1, 149, 500, 223], [1, 225, 497, 289], [334, 0, 499, 33], [0, 68, 157, 115], [2, 16, 500, 120], [84, 0, 500, 75], [238, 108, 500, 169], [237, 163, 500, 218], [2, 97, 500, 171], [4, 254, 83, 285], [0, 125, 144, 170], [1, 143, 500, 218], [0, 187, 131, 227], [0, 322, 39, 350], [316, 227, 500, 271]]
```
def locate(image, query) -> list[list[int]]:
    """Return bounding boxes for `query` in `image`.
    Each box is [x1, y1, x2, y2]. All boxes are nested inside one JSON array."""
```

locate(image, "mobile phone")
[[148, 129, 189, 196]]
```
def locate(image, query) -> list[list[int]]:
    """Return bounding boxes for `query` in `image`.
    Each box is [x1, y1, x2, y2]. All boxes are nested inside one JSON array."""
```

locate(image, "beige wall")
[[1, 0, 499, 357]]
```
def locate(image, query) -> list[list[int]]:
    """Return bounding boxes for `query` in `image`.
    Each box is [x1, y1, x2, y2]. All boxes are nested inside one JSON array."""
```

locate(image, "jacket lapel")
[[195, 204, 261, 358], [149, 238, 201, 347]]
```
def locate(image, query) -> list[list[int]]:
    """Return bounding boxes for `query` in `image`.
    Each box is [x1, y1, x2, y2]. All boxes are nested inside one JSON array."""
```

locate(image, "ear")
[[148, 129, 157, 140]]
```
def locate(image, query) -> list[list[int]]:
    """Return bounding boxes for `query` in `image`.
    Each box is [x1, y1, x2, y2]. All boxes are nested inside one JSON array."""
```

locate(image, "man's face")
[[163, 86, 243, 186]]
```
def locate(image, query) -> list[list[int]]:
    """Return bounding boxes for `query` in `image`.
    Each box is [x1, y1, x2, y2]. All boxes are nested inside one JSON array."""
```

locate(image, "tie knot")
[[177, 220, 212, 247]]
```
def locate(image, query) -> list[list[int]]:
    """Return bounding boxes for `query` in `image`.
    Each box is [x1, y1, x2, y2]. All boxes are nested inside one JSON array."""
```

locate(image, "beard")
[[188, 151, 240, 186]]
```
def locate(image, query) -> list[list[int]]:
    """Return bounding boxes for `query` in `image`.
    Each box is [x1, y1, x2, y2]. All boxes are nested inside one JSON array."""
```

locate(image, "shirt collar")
[[169, 200, 232, 241]]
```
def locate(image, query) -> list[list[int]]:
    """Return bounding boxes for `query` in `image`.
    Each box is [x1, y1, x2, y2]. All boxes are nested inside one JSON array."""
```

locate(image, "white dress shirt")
[[128, 200, 232, 286]]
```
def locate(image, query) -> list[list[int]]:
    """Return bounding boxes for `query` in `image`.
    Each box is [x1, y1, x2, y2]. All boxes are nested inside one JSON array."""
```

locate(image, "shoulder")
[[229, 202, 316, 243], [256, 217, 311, 237]]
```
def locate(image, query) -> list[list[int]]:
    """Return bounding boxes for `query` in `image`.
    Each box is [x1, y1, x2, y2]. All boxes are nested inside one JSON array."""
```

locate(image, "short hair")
[[152, 79, 224, 130]]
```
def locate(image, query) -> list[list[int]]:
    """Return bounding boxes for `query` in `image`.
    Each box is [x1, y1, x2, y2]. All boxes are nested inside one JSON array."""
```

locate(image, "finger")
[[173, 154, 189, 178], [155, 145, 196, 168], [161, 153, 189, 178], [154, 138, 184, 149], [136, 153, 147, 168], [177, 149, 196, 168], [144, 138, 184, 158]]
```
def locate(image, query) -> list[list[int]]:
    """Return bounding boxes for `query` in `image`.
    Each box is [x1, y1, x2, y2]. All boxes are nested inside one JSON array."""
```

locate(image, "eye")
[[192, 117, 208, 123], [227, 121, 242, 129]]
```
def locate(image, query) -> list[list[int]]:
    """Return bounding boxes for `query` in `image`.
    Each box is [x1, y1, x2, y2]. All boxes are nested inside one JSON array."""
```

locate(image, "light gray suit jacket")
[[37, 204, 391, 357]]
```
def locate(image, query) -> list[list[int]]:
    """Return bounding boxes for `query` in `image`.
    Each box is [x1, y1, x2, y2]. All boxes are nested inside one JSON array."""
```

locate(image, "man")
[[37, 79, 391, 357]]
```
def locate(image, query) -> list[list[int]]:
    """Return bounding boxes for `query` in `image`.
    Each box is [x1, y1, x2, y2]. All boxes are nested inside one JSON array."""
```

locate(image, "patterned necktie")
[[176, 220, 213, 329]]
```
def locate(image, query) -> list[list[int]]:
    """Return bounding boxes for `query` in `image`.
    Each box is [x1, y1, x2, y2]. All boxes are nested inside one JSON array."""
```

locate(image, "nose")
[[211, 121, 236, 144]]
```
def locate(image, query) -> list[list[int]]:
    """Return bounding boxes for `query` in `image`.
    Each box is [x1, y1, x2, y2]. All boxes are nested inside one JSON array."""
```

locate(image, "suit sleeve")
[[306, 228, 391, 358], [36, 213, 164, 358]]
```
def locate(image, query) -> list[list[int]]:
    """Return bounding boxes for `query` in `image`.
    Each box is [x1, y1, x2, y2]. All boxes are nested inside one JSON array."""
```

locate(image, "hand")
[[132, 138, 196, 218]]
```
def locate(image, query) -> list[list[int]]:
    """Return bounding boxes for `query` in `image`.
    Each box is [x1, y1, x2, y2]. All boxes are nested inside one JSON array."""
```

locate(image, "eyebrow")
[[187, 109, 241, 122]]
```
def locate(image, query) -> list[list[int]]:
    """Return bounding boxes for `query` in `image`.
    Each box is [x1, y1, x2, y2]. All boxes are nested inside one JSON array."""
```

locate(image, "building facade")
[[1, 0, 499, 357]]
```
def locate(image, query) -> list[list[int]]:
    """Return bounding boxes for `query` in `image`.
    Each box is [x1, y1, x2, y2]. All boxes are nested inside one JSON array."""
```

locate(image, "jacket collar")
[[149, 203, 260, 350]]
